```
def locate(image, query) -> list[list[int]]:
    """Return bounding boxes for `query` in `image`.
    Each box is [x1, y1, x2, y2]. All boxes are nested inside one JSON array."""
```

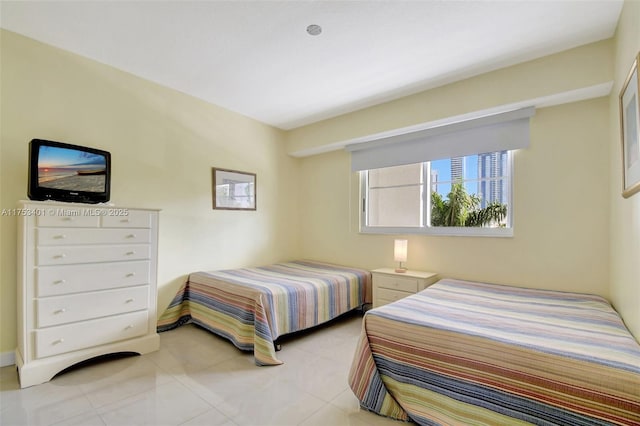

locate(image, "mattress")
[[158, 260, 371, 365], [348, 278, 640, 425]]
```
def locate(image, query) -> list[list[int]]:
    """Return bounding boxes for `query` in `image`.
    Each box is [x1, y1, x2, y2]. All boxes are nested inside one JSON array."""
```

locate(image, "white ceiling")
[[0, 1, 624, 130]]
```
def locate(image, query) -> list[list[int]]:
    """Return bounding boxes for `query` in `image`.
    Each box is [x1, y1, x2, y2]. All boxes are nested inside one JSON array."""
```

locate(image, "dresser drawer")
[[37, 261, 151, 297], [102, 211, 152, 228], [37, 244, 150, 265], [37, 286, 149, 327], [377, 287, 413, 304], [37, 228, 151, 246], [35, 310, 149, 358], [374, 274, 419, 292], [37, 213, 100, 228]]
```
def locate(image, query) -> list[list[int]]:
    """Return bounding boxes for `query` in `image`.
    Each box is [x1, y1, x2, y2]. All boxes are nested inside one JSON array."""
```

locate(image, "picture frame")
[[212, 167, 256, 210], [619, 52, 640, 198]]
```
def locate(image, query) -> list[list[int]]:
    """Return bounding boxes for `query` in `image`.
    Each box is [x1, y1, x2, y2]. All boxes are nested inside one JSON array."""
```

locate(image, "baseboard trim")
[[1, 351, 16, 367]]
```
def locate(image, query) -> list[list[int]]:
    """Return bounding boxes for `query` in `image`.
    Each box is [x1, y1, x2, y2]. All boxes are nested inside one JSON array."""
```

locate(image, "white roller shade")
[[346, 107, 535, 171]]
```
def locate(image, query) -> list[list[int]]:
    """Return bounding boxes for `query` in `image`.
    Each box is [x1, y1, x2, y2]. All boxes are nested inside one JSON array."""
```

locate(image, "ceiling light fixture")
[[306, 24, 322, 36]]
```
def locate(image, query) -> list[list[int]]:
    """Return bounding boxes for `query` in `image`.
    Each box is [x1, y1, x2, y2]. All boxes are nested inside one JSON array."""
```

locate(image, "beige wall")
[[298, 99, 610, 298], [291, 40, 613, 300], [610, 0, 640, 339], [286, 39, 613, 156], [0, 30, 300, 355]]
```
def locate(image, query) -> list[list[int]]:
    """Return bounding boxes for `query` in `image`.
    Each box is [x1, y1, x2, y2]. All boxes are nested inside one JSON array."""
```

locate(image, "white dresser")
[[371, 268, 439, 308], [15, 200, 160, 388]]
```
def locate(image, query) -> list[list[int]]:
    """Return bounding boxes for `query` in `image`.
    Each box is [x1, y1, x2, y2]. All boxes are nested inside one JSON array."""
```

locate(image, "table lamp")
[[394, 239, 408, 273]]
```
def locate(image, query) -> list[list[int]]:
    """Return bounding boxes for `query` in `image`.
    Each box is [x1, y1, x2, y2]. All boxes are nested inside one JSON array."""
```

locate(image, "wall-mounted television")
[[28, 139, 111, 204]]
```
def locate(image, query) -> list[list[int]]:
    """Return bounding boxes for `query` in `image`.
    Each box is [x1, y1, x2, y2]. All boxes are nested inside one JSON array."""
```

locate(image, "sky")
[[431, 155, 479, 196], [38, 145, 106, 168]]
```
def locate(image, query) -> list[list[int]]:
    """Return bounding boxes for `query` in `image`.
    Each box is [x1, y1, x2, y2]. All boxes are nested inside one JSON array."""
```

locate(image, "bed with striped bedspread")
[[348, 279, 640, 425], [157, 260, 371, 366]]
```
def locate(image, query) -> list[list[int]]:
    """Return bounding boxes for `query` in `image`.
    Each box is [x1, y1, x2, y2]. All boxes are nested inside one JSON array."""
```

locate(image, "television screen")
[[38, 145, 108, 192], [28, 139, 111, 204]]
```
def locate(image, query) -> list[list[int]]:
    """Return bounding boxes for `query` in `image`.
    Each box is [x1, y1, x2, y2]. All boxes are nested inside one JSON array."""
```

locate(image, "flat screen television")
[[28, 139, 111, 204]]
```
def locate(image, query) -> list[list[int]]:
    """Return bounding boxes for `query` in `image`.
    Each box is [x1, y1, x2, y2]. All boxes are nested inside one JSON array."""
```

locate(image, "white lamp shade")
[[394, 239, 408, 262]]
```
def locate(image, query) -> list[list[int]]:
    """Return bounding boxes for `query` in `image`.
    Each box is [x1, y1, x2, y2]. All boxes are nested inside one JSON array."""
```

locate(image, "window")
[[366, 163, 424, 227], [361, 151, 513, 237], [350, 107, 532, 237]]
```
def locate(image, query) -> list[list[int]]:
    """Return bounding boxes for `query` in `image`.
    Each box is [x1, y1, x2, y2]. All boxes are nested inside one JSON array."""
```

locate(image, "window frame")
[[359, 152, 514, 237]]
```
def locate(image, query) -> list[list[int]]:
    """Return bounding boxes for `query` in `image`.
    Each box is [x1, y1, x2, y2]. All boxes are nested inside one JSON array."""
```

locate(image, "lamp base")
[[395, 268, 407, 273]]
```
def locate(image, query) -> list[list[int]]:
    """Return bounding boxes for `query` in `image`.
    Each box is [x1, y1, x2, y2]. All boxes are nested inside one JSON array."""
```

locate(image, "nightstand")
[[371, 268, 439, 308]]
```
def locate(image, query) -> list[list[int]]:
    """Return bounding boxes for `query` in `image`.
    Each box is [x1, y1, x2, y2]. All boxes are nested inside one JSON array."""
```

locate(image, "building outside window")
[[361, 150, 512, 237]]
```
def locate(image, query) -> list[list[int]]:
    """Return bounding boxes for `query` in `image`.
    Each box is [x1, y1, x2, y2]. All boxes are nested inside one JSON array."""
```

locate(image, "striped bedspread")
[[349, 279, 640, 425], [158, 260, 371, 365]]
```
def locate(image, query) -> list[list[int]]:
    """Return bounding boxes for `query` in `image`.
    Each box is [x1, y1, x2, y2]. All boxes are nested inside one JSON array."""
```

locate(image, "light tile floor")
[[1, 312, 409, 426]]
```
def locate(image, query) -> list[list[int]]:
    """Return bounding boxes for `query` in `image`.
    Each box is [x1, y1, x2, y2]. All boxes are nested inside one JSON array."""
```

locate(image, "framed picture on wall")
[[619, 52, 640, 198], [212, 167, 256, 210]]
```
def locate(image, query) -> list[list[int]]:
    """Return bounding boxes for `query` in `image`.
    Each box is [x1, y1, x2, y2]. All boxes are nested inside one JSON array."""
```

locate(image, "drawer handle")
[[125, 251, 136, 256], [126, 272, 136, 277], [53, 234, 67, 240], [124, 325, 134, 330], [121, 219, 130, 223], [61, 217, 74, 222], [52, 338, 64, 345], [53, 254, 67, 259], [126, 234, 137, 239], [54, 308, 67, 314], [125, 298, 135, 303], [53, 279, 66, 285]]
